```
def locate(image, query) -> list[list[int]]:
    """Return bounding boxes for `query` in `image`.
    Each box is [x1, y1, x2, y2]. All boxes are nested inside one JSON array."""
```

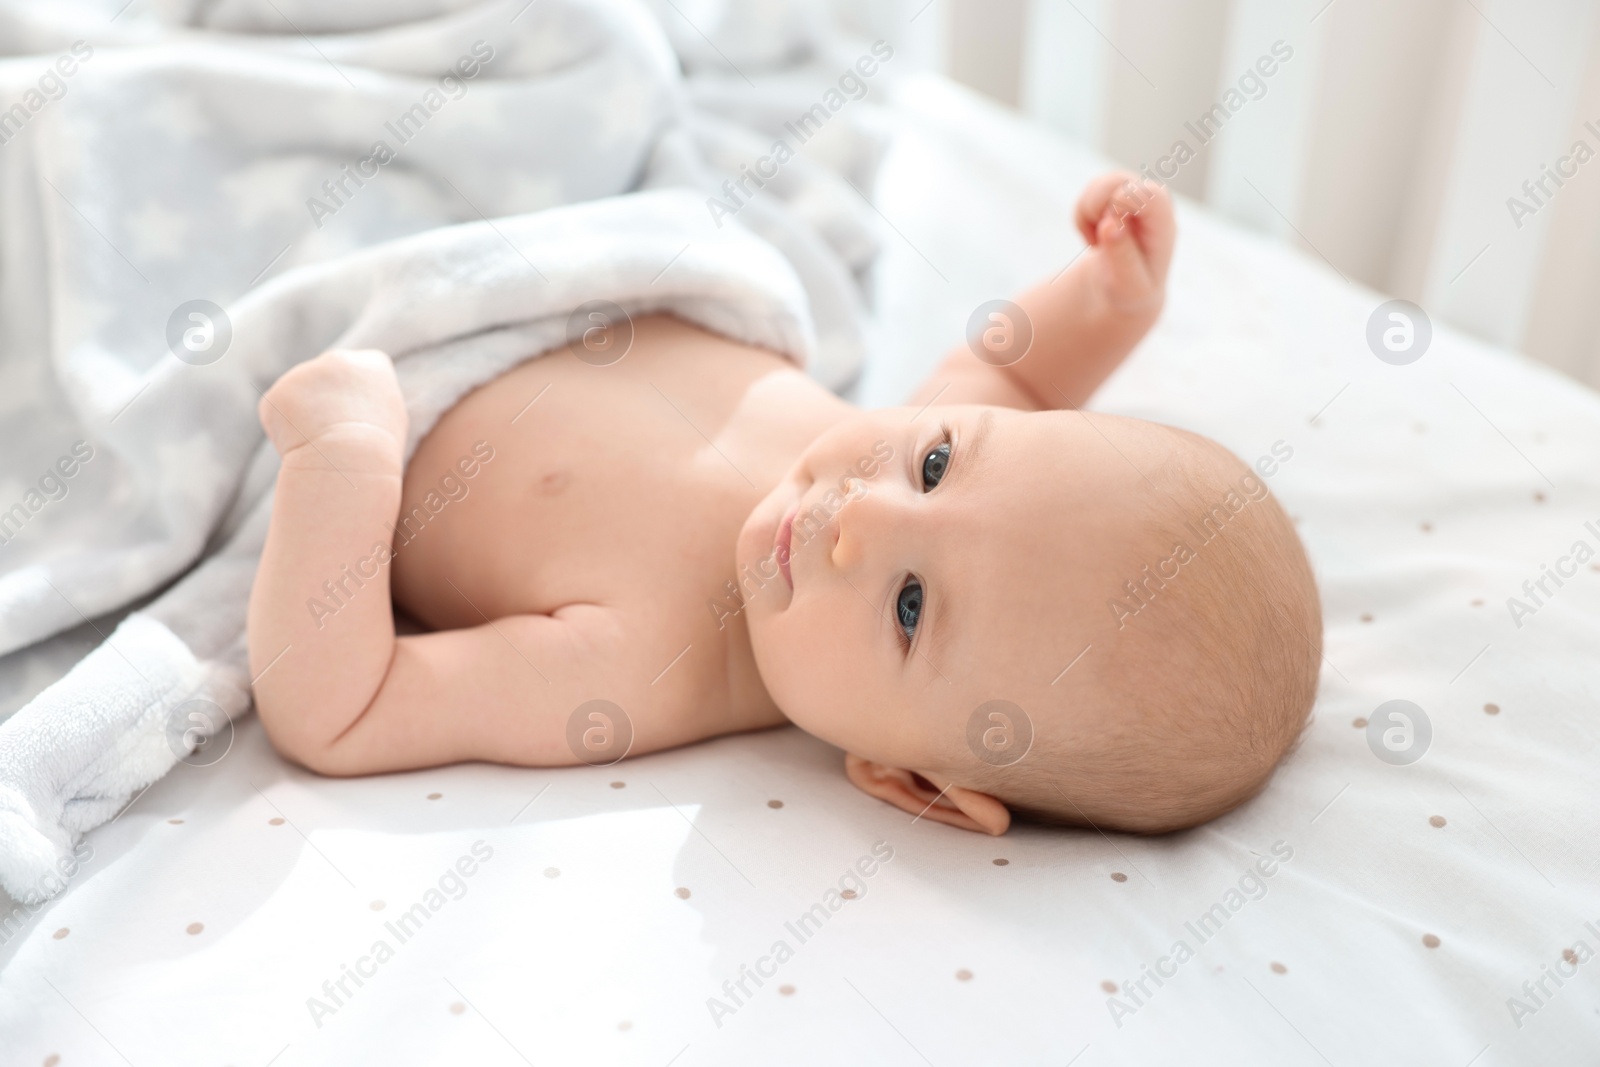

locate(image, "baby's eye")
[[920, 442, 950, 491], [895, 580, 923, 642]]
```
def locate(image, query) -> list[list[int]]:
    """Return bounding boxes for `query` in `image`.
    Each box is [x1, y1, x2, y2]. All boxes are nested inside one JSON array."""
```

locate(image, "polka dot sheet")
[[4, 75, 1600, 1066]]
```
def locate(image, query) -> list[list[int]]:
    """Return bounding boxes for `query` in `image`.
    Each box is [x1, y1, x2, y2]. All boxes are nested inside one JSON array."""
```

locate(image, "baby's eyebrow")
[[952, 409, 996, 490]]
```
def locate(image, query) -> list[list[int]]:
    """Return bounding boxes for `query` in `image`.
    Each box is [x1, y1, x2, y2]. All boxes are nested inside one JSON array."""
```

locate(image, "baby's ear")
[[843, 754, 1011, 836]]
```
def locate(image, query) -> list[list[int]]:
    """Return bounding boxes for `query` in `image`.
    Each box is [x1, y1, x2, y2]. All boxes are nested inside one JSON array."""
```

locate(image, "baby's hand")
[[258, 348, 408, 463], [1073, 172, 1175, 316]]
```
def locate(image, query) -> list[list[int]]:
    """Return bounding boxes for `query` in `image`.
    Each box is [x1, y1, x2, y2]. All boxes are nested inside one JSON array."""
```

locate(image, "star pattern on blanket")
[[45, 112, 99, 176], [518, 24, 585, 73], [0, 475, 29, 508], [71, 343, 153, 420], [307, 92, 386, 138], [153, 436, 234, 518], [437, 93, 508, 136], [500, 173, 565, 214], [144, 90, 208, 139], [590, 74, 662, 148], [52, 292, 118, 350], [221, 159, 324, 231], [125, 202, 192, 262]]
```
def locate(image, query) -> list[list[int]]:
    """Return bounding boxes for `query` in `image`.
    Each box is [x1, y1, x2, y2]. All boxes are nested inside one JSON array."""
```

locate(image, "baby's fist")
[[258, 348, 408, 463], [1074, 172, 1175, 315]]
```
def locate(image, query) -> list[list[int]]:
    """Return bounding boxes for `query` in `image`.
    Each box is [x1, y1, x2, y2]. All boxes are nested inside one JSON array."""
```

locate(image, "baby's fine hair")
[[969, 429, 1321, 833]]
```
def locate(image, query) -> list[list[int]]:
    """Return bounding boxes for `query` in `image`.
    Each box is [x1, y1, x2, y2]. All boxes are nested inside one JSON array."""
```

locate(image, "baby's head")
[[735, 404, 1320, 835]]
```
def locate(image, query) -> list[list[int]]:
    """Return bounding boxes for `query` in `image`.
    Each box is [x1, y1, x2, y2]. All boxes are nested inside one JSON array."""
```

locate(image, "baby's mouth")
[[775, 504, 797, 589]]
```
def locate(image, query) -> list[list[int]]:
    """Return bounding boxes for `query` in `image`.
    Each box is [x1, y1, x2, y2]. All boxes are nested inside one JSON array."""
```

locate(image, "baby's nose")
[[829, 479, 886, 570]]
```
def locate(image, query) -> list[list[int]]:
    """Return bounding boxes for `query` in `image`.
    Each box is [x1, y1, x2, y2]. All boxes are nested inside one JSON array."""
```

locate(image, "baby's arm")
[[248, 349, 409, 771], [911, 173, 1174, 411], [247, 351, 684, 775]]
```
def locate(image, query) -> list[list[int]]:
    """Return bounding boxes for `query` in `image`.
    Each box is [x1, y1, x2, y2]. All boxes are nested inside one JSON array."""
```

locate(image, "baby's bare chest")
[[388, 317, 820, 633]]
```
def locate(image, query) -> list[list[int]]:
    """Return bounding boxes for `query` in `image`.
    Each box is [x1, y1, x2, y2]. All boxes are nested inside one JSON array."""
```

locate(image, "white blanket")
[[0, 0, 884, 902]]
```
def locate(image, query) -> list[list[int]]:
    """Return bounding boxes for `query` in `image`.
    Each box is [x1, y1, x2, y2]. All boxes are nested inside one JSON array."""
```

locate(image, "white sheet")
[[4, 73, 1599, 1066]]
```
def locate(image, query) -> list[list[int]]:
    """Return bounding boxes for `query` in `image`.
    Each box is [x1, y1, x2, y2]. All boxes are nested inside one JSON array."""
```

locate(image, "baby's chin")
[[729, 484, 794, 631], [732, 490, 772, 579]]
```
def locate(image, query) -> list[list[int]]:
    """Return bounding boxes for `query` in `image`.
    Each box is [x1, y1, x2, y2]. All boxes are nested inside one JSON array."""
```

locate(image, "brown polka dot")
[[1414, 423, 1427, 434], [370, 900, 386, 911], [1564, 948, 1579, 965], [955, 969, 973, 981], [610, 781, 626, 789], [1484, 703, 1500, 715], [1353, 717, 1368, 729], [1534, 492, 1546, 503], [426, 792, 442, 800], [674, 887, 690, 899], [767, 799, 783, 809], [778, 984, 796, 996], [1269, 961, 1287, 974], [186, 922, 204, 936], [1429, 815, 1446, 828], [449, 1002, 466, 1015], [1420, 522, 1433, 533], [1471, 599, 1484, 607], [841, 889, 858, 900], [167, 818, 184, 825], [52, 927, 69, 940], [618, 1021, 632, 1031], [992, 858, 1009, 866], [544, 867, 561, 879], [1422, 933, 1441, 949], [268, 817, 285, 826], [44, 1057, 60, 1067], [1360, 613, 1373, 623], [1110, 872, 1128, 883], [1100, 980, 1118, 993]]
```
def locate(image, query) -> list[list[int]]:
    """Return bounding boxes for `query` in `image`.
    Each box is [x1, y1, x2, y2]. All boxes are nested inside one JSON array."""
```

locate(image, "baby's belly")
[[389, 315, 802, 630]]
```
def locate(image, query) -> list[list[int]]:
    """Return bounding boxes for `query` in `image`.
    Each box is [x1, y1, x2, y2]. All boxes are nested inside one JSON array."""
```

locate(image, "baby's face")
[[735, 404, 1146, 775]]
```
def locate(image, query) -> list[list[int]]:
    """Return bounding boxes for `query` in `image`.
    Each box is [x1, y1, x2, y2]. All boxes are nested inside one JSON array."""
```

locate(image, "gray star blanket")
[[0, 0, 889, 902]]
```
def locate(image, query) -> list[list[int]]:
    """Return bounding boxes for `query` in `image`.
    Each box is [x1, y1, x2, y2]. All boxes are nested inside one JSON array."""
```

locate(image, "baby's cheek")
[[755, 611, 831, 716], [755, 613, 807, 680], [745, 607, 798, 688]]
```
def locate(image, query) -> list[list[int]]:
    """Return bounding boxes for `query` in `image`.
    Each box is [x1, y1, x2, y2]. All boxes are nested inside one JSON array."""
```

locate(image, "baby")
[[247, 173, 1321, 836]]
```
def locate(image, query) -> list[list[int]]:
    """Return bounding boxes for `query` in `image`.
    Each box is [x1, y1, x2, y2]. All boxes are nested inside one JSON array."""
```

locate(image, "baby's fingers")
[[1119, 180, 1175, 285], [1074, 172, 1144, 245], [258, 348, 407, 457], [1095, 210, 1154, 297]]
